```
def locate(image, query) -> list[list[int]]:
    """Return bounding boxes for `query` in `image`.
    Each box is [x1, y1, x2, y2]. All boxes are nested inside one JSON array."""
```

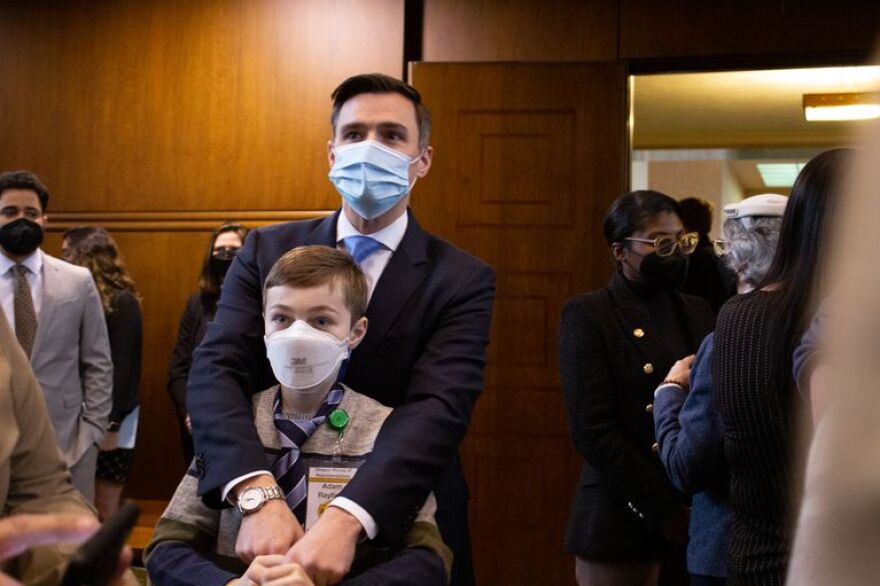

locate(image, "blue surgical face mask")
[[329, 140, 421, 220]]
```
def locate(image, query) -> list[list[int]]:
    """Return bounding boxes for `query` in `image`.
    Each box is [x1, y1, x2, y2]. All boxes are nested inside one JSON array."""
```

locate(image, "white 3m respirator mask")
[[265, 321, 350, 390]]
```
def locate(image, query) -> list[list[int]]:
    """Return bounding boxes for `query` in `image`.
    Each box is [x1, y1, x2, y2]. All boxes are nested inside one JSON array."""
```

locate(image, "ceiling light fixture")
[[803, 92, 880, 122], [757, 163, 806, 187]]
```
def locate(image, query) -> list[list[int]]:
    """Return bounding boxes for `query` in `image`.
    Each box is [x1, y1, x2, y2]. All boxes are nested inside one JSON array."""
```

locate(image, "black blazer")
[[187, 209, 495, 544], [166, 293, 213, 419], [106, 291, 142, 424], [559, 272, 714, 561]]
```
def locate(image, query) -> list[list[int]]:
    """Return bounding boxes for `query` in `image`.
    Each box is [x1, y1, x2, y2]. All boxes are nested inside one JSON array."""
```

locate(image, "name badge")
[[305, 461, 360, 530]]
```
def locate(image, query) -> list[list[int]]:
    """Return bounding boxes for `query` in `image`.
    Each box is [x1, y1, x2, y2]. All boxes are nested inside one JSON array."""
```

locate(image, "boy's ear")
[[611, 242, 627, 262], [348, 316, 368, 349]]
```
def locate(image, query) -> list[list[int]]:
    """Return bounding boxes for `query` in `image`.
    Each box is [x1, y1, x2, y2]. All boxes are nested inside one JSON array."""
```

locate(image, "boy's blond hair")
[[262, 245, 368, 323]]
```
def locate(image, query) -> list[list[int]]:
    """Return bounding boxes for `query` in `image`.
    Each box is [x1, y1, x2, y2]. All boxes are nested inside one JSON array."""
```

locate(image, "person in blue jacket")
[[652, 193, 787, 586]]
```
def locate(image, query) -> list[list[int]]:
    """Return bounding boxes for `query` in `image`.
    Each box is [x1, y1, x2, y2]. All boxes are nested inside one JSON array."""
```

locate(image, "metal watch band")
[[261, 485, 284, 501], [238, 484, 285, 516]]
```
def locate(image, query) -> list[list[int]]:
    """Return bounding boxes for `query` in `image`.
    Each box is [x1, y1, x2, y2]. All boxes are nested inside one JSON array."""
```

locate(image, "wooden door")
[[411, 63, 628, 584]]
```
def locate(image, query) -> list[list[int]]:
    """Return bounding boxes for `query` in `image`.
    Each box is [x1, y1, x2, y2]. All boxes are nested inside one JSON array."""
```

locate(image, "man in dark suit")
[[187, 73, 495, 585]]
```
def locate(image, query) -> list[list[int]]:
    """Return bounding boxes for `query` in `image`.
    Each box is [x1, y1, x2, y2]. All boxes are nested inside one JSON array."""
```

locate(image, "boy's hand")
[[285, 507, 361, 586], [233, 555, 314, 586], [235, 478, 304, 563]]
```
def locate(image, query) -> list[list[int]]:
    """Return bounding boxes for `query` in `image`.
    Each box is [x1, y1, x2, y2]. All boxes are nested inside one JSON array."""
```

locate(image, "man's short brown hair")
[[263, 245, 368, 323], [330, 73, 432, 150]]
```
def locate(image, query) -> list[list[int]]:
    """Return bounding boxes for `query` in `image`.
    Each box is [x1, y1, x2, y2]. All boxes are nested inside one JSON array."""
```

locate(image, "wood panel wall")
[[422, 0, 618, 62], [423, 0, 880, 66], [619, 0, 880, 62], [0, 0, 404, 499]]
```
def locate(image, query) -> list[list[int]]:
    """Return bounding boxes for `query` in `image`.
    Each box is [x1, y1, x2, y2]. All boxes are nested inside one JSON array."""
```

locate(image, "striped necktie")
[[271, 384, 345, 524], [12, 264, 37, 357], [341, 235, 385, 265]]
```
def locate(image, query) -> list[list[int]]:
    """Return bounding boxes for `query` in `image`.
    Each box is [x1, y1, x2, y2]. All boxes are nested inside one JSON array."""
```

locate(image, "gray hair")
[[722, 216, 784, 288]]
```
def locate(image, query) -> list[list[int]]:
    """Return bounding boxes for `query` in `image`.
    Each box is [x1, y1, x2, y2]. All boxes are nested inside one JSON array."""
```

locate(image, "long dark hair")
[[198, 222, 248, 313], [63, 226, 139, 313], [760, 148, 850, 393]]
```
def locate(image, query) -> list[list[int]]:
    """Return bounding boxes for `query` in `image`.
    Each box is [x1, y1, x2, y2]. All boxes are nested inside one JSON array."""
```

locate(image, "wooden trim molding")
[[46, 210, 335, 232]]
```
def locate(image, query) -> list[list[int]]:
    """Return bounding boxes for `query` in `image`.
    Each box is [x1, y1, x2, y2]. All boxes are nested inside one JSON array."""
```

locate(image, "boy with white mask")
[[145, 246, 451, 586]]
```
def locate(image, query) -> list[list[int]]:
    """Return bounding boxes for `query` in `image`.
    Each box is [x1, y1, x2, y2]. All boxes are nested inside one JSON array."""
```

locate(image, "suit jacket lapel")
[[304, 210, 341, 247], [606, 272, 673, 371], [355, 209, 428, 358], [31, 252, 59, 359]]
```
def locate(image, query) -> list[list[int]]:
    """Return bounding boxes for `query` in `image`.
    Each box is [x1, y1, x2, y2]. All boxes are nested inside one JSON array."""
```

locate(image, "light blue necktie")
[[272, 385, 344, 524], [341, 235, 385, 265]]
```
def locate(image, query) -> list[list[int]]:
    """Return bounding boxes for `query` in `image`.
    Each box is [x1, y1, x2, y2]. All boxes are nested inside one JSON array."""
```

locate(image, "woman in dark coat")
[[560, 190, 715, 585], [167, 222, 247, 465], [713, 149, 848, 585], [62, 226, 142, 521]]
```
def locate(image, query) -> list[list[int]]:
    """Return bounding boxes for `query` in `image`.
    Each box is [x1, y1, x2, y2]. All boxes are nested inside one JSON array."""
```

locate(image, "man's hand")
[[235, 477, 304, 563], [0, 514, 132, 586], [285, 507, 361, 586], [100, 431, 120, 451], [184, 414, 192, 434], [664, 355, 695, 390], [231, 555, 314, 586]]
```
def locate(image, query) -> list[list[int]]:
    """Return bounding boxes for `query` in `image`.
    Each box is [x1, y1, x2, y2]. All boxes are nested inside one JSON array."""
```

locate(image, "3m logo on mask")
[[288, 357, 314, 375]]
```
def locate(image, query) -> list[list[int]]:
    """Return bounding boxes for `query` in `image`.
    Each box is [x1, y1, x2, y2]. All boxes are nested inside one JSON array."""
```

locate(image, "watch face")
[[240, 488, 263, 511]]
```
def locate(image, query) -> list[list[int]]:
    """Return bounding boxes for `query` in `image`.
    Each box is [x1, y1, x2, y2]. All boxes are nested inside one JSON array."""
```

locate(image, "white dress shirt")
[[335, 209, 408, 301], [221, 210, 409, 539], [0, 249, 43, 334]]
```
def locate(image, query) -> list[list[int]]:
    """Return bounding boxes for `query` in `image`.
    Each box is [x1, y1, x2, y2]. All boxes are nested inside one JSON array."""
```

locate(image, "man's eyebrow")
[[338, 122, 367, 133], [376, 122, 408, 133]]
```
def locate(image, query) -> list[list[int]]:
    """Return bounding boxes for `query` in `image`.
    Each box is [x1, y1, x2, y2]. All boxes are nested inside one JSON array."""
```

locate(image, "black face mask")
[[210, 256, 234, 279], [638, 252, 688, 291], [0, 218, 44, 256]]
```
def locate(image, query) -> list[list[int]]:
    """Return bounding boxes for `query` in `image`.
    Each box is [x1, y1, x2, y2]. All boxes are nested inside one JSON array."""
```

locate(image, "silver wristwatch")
[[237, 485, 285, 516]]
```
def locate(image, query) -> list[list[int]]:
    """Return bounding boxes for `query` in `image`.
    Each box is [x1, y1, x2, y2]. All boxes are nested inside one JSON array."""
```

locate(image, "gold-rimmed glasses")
[[624, 231, 699, 257]]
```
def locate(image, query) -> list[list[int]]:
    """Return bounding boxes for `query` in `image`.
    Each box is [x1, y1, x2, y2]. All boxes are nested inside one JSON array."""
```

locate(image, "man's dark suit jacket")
[[187, 208, 495, 550], [559, 272, 714, 561]]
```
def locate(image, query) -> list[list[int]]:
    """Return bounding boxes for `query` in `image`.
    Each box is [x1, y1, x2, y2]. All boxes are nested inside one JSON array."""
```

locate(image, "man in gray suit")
[[0, 170, 112, 502]]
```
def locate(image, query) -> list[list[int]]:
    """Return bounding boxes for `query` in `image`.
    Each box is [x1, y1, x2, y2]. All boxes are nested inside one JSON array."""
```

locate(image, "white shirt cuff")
[[654, 382, 684, 399], [330, 497, 378, 540], [221, 470, 274, 504]]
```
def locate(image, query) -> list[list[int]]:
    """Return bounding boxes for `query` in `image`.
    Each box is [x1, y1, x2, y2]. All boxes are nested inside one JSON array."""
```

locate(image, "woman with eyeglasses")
[[167, 222, 248, 466], [560, 190, 715, 586]]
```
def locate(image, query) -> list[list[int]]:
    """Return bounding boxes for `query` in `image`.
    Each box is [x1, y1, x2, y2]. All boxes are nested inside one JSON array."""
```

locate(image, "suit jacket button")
[[643, 363, 654, 374], [645, 403, 653, 414], [633, 328, 645, 338], [652, 442, 660, 454]]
